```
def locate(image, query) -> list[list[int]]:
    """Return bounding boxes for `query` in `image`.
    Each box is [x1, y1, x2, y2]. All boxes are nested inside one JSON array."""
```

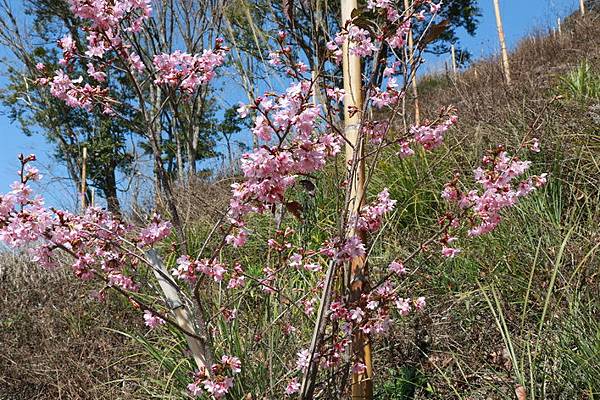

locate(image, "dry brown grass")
[[0, 253, 156, 400]]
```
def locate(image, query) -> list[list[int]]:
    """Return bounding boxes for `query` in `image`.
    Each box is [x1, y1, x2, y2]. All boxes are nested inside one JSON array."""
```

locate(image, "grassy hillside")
[[1, 10, 599, 400]]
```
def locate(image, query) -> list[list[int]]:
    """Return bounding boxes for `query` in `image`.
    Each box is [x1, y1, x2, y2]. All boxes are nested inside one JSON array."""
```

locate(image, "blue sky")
[[0, 0, 583, 209]]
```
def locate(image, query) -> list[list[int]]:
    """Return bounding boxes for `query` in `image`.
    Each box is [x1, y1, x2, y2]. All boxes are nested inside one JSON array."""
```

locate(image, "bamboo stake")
[[80, 146, 87, 210], [580, 0, 586, 15], [451, 44, 457, 75], [492, 0, 511, 84], [146, 250, 212, 372], [341, 0, 372, 397], [91, 187, 95, 208], [404, 0, 420, 124], [557, 18, 561, 35]]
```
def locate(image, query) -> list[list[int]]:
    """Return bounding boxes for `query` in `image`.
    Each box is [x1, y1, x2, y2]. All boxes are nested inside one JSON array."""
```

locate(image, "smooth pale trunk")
[[342, 0, 373, 397]]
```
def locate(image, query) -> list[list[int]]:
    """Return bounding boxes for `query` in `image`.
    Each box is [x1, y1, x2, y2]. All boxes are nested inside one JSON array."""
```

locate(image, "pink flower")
[[237, 103, 250, 118], [288, 253, 303, 268], [326, 87, 345, 102], [352, 362, 367, 374], [227, 266, 246, 289], [296, 349, 311, 371], [302, 297, 317, 315], [23, 165, 42, 181], [203, 377, 233, 399], [30, 245, 56, 269], [139, 215, 172, 246], [221, 355, 242, 374], [87, 63, 106, 82], [441, 246, 461, 258], [415, 296, 426, 311], [304, 262, 321, 272], [172, 255, 197, 283], [225, 229, 248, 247], [187, 382, 203, 396], [388, 261, 406, 275], [285, 378, 301, 395], [347, 25, 378, 57], [531, 137, 541, 153], [336, 236, 366, 262], [143, 310, 165, 328], [350, 307, 365, 323], [412, 115, 457, 151], [397, 140, 415, 158], [357, 188, 397, 232], [395, 298, 411, 316]]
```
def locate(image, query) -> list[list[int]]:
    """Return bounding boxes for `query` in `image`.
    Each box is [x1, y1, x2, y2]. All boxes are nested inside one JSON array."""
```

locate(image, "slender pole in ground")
[[404, 0, 420, 124], [557, 18, 562, 35], [451, 44, 457, 75], [492, 0, 511, 84], [341, 0, 372, 397], [81, 146, 87, 210], [580, 0, 586, 15]]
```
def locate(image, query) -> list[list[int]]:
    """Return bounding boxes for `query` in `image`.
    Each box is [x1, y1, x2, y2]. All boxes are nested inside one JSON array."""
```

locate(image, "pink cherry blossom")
[[388, 261, 406, 275], [139, 215, 172, 246], [221, 355, 242, 374], [415, 296, 426, 311], [143, 310, 165, 328], [285, 377, 301, 395], [441, 246, 461, 258]]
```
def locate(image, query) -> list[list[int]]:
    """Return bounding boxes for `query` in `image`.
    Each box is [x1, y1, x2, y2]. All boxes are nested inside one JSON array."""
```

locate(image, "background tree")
[[0, 37, 135, 213], [0, 0, 243, 221], [224, 0, 481, 85]]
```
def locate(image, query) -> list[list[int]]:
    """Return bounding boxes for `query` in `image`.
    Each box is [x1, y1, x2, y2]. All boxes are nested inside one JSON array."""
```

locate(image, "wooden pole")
[[580, 0, 586, 15], [557, 18, 562, 35], [341, 0, 372, 397], [404, 0, 420, 124], [492, 0, 511, 84], [451, 44, 457, 75], [80, 146, 87, 210]]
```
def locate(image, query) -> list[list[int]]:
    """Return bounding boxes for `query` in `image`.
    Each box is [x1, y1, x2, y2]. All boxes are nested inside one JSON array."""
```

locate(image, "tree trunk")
[[175, 128, 185, 182], [149, 86, 187, 251], [341, 0, 372, 397], [103, 168, 121, 215]]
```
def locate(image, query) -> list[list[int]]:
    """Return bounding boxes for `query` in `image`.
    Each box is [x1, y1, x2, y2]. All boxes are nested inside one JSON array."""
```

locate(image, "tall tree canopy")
[[0, 0, 238, 214]]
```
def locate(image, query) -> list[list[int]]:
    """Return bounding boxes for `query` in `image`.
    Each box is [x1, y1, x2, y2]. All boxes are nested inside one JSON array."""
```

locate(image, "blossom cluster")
[[356, 188, 398, 232], [0, 155, 175, 294], [441, 147, 547, 254], [172, 255, 231, 284], [229, 81, 341, 232], [68, 0, 152, 33], [187, 355, 242, 399], [153, 43, 227, 93], [326, 0, 441, 64], [38, 0, 225, 114]]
